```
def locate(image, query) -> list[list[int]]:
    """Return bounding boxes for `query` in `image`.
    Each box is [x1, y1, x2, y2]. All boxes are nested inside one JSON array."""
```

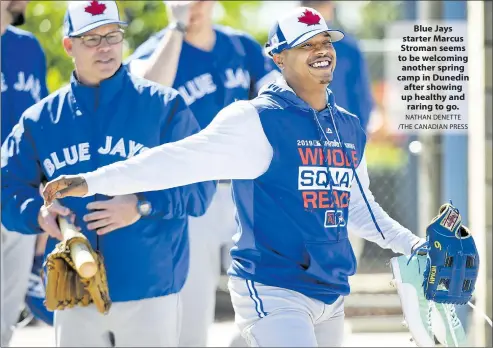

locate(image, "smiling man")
[[1, 1, 215, 346], [42, 7, 424, 347]]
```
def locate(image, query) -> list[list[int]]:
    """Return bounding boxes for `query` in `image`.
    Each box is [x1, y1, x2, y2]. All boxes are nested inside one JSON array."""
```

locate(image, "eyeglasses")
[[75, 29, 124, 48]]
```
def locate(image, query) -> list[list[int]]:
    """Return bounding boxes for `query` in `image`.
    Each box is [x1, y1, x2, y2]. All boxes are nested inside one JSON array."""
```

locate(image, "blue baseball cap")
[[64, 1, 127, 37], [265, 7, 344, 57]]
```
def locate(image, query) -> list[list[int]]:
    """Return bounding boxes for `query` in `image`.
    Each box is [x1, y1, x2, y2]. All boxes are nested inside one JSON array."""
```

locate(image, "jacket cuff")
[[20, 196, 44, 235], [136, 191, 168, 218]]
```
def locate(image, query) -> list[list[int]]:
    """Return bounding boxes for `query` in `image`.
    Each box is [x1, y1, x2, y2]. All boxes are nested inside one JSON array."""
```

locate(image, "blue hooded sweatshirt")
[[1, 65, 216, 302], [229, 82, 367, 304], [72, 78, 421, 306]]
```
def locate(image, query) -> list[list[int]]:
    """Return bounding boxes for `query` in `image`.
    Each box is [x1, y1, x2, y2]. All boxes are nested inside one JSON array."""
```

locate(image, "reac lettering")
[[302, 191, 350, 209]]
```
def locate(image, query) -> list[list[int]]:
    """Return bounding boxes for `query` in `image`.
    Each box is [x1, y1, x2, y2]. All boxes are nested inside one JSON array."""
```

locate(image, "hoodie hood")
[[258, 76, 337, 113]]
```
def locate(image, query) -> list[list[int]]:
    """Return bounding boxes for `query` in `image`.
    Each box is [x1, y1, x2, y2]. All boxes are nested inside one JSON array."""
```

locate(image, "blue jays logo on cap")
[[265, 7, 345, 57], [64, 1, 127, 37]]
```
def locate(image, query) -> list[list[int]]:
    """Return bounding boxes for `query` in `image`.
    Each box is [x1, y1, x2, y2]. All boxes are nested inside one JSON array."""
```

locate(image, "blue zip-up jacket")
[[1, 26, 49, 144], [63, 78, 421, 305], [1, 65, 216, 302]]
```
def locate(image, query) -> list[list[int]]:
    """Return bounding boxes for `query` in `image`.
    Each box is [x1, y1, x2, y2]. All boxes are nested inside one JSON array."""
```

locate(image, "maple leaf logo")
[[298, 9, 321, 26], [85, 1, 106, 16]]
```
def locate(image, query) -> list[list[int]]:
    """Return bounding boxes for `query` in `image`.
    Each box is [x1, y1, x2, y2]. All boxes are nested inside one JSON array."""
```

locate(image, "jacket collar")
[[263, 76, 337, 113], [70, 65, 127, 109]]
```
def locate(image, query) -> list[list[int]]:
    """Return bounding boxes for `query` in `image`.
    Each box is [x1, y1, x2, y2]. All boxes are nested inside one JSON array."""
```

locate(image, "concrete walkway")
[[10, 320, 416, 347]]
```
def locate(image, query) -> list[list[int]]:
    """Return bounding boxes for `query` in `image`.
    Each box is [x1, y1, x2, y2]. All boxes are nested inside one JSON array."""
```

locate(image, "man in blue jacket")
[[125, 1, 280, 345], [1, 1, 50, 346], [301, 0, 374, 130], [1, 1, 215, 346]]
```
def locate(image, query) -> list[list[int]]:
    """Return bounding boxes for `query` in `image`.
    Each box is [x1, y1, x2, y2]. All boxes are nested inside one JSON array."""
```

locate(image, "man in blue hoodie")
[[125, 2, 280, 345], [301, 0, 374, 130], [42, 7, 424, 347], [1, 1, 50, 346], [300, 0, 375, 263], [1, 1, 215, 346]]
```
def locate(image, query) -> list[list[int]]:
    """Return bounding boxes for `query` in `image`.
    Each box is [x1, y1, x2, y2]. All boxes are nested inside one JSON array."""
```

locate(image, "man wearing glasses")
[[1, 1, 216, 346]]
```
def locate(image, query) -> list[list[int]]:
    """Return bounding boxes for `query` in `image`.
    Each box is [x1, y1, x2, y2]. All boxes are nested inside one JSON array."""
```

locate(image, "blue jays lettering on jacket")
[[125, 25, 279, 129], [1, 65, 216, 302], [1, 26, 49, 144], [229, 81, 366, 304]]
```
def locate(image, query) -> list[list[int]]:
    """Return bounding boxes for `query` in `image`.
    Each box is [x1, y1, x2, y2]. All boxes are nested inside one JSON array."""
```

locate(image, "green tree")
[[355, 1, 404, 40], [19, 1, 263, 93], [352, 1, 404, 83]]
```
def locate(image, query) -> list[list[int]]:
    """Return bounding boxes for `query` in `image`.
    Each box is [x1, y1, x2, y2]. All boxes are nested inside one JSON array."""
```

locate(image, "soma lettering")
[[298, 166, 353, 192]]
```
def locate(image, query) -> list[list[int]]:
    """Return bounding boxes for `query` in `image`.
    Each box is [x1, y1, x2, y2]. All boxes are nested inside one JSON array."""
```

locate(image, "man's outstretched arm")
[[43, 101, 273, 205], [348, 155, 423, 256]]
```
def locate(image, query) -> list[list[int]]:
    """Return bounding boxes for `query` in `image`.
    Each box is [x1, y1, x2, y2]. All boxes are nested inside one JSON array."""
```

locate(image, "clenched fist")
[[165, 1, 195, 28], [43, 175, 88, 206]]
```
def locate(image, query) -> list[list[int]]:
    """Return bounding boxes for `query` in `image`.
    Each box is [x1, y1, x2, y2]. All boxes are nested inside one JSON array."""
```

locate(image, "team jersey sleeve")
[[81, 101, 273, 196], [1, 107, 45, 235], [347, 155, 422, 255]]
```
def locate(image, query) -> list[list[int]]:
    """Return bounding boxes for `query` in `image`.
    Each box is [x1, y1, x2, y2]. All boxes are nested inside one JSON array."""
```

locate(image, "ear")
[[62, 37, 73, 57], [272, 53, 284, 70]]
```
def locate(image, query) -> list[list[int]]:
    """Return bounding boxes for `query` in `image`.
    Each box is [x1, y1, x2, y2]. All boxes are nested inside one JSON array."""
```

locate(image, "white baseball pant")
[[1, 226, 36, 347], [179, 183, 237, 347], [228, 276, 345, 347], [54, 293, 181, 347], [229, 237, 363, 348]]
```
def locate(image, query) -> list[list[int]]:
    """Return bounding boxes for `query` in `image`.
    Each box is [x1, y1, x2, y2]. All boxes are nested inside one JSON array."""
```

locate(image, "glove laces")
[[446, 304, 461, 328], [405, 200, 492, 330]]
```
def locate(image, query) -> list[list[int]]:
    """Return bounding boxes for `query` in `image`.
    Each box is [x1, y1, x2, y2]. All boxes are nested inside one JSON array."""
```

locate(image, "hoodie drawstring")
[[312, 106, 385, 240]]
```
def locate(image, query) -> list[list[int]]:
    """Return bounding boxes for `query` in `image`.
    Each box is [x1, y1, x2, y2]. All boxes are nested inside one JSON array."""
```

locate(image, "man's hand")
[[83, 195, 141, 235], [38, 202, 78, 241], [165, 1, 195, 27], [43, 175, 88, 206]]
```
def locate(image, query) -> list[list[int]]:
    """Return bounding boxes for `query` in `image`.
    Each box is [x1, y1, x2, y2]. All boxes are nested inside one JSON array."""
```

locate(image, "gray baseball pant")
[[55, 293, 181, 347], [179, 183, 237, 347], [1, 226, 36, 347]]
